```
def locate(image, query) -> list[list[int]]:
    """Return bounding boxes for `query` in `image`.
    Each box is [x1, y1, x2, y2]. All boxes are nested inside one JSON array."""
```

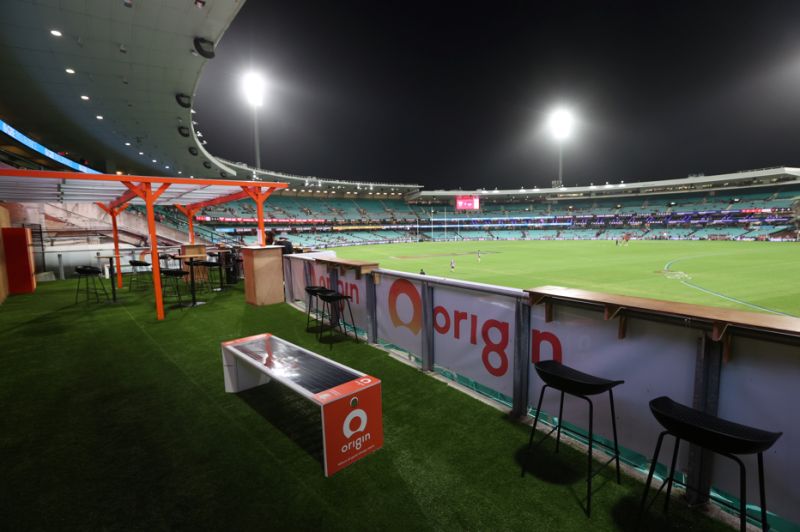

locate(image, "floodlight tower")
[[242, 71, 267, 173], [547, 108, 574, 187]]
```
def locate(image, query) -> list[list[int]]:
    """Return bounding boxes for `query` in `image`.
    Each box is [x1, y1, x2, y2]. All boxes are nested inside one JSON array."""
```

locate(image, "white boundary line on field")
[[664, 257, 797, 317]]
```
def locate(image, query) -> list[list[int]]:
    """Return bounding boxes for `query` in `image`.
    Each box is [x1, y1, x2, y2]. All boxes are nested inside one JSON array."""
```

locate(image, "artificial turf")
[[0, 280, 732, 531], [333, 239, 800, 316]]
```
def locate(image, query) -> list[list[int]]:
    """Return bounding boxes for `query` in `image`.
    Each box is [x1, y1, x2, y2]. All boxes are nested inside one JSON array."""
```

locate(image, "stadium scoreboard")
[[456, 195, 480, 211]]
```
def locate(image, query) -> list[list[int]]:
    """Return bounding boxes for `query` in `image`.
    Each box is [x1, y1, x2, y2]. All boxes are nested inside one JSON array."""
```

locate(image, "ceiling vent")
[[203, 161, 212, 169], [188, 146, 199, 156], [175, 93, 192, 108], [177, 126, 190, 137], [193, 37, 215, 59]]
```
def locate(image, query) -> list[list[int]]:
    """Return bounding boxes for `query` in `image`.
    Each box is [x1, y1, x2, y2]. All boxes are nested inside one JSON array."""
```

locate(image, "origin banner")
[[375, 275, 423, 356], [432, 285, 516, 398]]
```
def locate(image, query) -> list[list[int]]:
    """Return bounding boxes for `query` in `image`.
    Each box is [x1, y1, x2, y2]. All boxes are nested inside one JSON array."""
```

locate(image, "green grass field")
[[333, 240, 800, 316], [0, 281, 732, 531]]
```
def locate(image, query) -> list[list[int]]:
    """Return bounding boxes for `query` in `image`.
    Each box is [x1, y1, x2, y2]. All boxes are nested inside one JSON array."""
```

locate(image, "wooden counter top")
[[314, 258, 380, 278], [525, 285, 800, 340]]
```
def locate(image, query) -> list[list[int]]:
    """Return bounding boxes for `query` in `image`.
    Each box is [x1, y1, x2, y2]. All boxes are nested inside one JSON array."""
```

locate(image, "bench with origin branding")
[[221, 333, 383, 476]]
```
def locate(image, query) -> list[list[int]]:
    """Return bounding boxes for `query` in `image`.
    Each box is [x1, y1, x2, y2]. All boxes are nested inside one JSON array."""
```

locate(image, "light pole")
[[242, 71, 267, 173], [547, 108, 574, 187]]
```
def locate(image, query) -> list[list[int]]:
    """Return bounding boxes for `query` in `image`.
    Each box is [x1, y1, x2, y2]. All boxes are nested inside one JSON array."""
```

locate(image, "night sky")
[[194, 1, 800, 189]]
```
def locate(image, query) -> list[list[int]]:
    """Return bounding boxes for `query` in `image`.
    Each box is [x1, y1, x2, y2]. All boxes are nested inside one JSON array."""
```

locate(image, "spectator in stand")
[[419, 268, 426, 275], [265, 230, 275, 246], [277, 235, 293, 255]]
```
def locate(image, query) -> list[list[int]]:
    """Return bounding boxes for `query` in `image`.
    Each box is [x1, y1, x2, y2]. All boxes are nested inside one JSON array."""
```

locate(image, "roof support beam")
[[123, 181, 171, 320], [95, 201, 129, 289], [174, 204, 200, 245], [241, 186, 277, 246]]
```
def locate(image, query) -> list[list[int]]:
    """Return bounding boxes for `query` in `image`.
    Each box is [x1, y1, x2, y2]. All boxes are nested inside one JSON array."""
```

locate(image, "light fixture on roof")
[[178, 171, 182, 175], [96, 115, 103, 120], [50, 29, 62, 37], [165, 165, 170, 169], [65, 68, 75, 74], [138, 151, 144, 155], [124, 142, 131, 146], [152, 159, 157, 163], [80, 95, 89, 101], [116, 171, 123, 175]]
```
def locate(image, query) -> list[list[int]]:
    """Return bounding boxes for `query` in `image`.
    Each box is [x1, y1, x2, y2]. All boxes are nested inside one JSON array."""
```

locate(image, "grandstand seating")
[[147, 184, 798, 249]]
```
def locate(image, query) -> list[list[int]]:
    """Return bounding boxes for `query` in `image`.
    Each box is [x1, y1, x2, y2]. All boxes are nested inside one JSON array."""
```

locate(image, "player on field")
[[477, 250, 481, 263], [450, 258, 456, 272]]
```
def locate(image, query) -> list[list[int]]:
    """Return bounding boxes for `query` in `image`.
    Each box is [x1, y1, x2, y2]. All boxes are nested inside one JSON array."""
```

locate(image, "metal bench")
[[221, 333, 383, 476]]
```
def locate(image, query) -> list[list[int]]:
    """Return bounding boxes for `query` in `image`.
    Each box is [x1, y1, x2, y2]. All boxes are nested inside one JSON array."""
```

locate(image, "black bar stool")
[[192, 260, 217, 292], [128, 260, 151, 291], [206, 252, 225, 291], [74, 265, 109, 303], [160, 269, 188, 306], [317, 290, 358, 346], [159, 253, 175, 269], [304, 285, 329, 332], [526, 360, 624, 517], [638, 396, 781, 532]]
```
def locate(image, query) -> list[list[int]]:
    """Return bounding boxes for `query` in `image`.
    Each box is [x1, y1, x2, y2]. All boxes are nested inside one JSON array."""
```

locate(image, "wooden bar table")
[[241, 246, 285, 306]]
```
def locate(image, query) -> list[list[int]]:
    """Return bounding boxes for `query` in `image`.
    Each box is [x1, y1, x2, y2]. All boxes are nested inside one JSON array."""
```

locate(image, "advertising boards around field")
[[331, 267, 369, 334], [307, 260, 331, 291], [284, 252, 337, 304], [528, 304, 700, 465], [290, 256, 307, 301], [317, 376, 383, 477], [375, 274, 423, 356], [432, 285, 516, 398], [714, 337, 799, 524]]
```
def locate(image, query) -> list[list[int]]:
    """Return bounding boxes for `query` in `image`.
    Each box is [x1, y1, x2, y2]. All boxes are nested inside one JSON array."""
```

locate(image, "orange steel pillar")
[[242, 186, 274, 246], [124, 181, 170, 320], [96, 202, 129, 289], [174, 204, 198, 244]]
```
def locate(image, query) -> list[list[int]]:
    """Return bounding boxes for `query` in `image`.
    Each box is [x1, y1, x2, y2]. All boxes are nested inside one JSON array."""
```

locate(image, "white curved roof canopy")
[[0, 0, 244, 178]]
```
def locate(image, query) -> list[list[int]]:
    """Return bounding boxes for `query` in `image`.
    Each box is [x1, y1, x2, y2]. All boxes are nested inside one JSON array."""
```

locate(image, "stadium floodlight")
[[241, 71, 268, 173], [242, 71, 266, 108], [548, 108, 574, 140], [547, 107, 575, 186]]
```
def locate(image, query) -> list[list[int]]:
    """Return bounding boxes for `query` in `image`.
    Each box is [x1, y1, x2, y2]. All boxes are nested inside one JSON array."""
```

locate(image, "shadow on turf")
[[610, 493, 716, 531], [236, 381, 325, 469], [0, 303, 86, 336]]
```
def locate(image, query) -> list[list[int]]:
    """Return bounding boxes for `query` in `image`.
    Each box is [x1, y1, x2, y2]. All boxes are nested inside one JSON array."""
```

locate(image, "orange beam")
[[109, 189, 138, 210], [95, 201, 129, 289], [123, 181, 170, 320], [183, 189, 251, 211], [0, 168, 287, 190], [241, 186, 276, 246], [174, 204, 198, 244]]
